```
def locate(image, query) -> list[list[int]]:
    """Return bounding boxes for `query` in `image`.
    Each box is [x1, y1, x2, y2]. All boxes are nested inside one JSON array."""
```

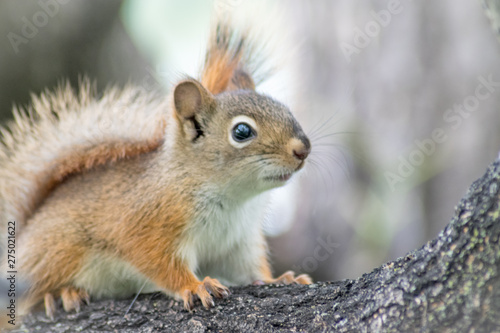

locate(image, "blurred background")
[[1, 0, 500, 282]]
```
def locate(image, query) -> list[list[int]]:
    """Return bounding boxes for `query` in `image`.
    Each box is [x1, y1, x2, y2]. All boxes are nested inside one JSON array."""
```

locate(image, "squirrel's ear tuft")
[[201, 22, 257, 94], [173, 79, 214, 119]]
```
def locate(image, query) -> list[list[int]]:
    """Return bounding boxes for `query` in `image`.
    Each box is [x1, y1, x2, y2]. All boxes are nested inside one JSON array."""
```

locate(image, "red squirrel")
[[0, 20, 312, 319]]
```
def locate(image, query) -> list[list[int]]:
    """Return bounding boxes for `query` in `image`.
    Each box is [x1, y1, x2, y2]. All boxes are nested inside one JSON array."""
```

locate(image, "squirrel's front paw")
[[255, 270, 312, 286], [182, 276, 230, 310]]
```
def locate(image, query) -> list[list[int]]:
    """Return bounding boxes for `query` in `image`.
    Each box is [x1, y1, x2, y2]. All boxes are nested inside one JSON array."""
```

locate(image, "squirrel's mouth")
[[264, 173, 293, 183], [264, 162, 306, 183]]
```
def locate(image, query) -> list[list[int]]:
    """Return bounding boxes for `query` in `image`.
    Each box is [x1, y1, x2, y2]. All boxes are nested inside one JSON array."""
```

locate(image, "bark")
[[13, 158, 500, 332]]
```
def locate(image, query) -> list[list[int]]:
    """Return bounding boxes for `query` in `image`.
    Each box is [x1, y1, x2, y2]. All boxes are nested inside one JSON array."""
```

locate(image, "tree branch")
[[16, 158, 500, 332]]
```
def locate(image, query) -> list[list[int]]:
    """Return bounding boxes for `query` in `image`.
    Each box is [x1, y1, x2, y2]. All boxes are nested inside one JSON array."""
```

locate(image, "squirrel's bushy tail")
[[201, 20, 269, 94], [0, 81, 167, 227]]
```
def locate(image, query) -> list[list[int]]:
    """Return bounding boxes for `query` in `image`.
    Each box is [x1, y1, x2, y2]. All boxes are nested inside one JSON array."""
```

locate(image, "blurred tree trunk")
[[0, 0, 152, 122], [18, 158, 500, 332]]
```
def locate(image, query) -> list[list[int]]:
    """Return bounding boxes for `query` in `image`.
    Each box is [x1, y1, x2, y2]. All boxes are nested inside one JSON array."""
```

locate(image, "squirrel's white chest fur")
[[178, 192, 269, 285], [73, 192, 270, 298]]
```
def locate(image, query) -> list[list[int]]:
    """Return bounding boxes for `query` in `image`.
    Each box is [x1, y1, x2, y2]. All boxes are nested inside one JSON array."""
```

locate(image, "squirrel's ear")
[[173, 79, 214, 119], [227, 69, 255, 92], [173, 79, 214, 141]]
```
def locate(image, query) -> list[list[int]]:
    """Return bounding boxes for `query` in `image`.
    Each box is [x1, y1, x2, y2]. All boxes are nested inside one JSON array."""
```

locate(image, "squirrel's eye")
[[232, 123, 255, 142]]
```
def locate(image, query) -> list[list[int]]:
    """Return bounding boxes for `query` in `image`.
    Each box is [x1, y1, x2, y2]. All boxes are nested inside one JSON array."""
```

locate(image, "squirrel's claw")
[[182, 289, 195, 311], [182, 277, 229, 311], [61, 287, 89, 313], [259, 270, 313, 285], [44, 293, 56, 320], [202, 276, 230, 299], [295, 273, 313, 285]]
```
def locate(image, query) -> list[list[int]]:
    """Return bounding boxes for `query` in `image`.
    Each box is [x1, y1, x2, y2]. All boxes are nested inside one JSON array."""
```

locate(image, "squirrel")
[[0, 20, 312, 320]]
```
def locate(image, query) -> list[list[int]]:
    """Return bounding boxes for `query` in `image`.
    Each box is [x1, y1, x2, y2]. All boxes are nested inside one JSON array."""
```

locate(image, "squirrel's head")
[[172, 78, 310, 197]]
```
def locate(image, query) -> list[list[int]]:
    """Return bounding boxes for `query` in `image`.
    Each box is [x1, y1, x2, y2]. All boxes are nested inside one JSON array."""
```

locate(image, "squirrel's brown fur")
[[0, 20, 312, 323]]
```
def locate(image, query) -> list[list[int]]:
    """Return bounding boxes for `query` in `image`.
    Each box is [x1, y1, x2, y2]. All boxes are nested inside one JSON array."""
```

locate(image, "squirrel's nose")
[[290, 137, 311, 161], [293, 146, 310, 161]]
